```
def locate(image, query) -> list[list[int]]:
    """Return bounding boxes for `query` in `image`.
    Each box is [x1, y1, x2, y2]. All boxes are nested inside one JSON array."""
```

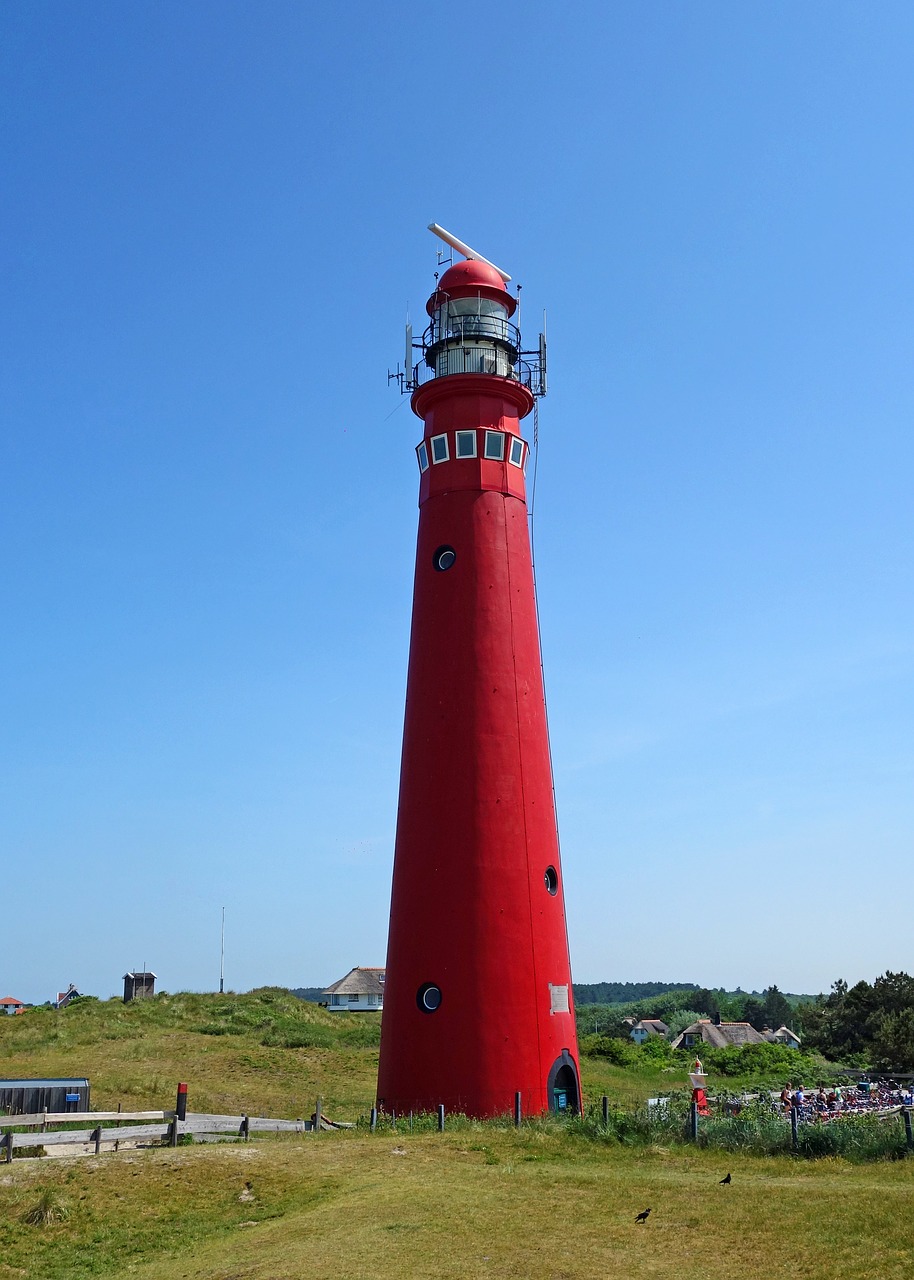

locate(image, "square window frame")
[[508, 436, 525, 468], [484, 430, 505, 461], [430, 433, 450, 464], [455, 430, 477, 459], [416, 441, 430, 472]]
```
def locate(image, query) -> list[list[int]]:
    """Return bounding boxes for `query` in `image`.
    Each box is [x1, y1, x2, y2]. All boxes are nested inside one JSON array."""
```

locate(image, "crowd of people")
[[777, 1080, 913, 1122]]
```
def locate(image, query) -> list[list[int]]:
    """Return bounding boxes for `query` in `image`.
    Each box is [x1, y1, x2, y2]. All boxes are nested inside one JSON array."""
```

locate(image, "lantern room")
[[424, 259, 519, 379]]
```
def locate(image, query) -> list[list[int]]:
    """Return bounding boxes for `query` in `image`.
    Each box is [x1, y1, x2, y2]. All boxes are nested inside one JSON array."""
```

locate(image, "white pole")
[[219, 907, 225, 994], [427, 223, 512, 282]]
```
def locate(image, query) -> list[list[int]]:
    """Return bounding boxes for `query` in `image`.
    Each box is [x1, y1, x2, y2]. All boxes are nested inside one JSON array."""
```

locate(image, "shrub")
[[579, 1035, 638, 1066], [21, 1188, 69, 1225]]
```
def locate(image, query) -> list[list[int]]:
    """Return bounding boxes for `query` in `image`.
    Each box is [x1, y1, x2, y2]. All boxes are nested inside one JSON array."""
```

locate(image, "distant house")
[[323, 967, 385, 1012], [763, 1025, 801, 1049], [0, 996, 25, 1016], [54, 985, 82, 1010], [671, 1016, 768, 1050], [123, 972, 156, 1002], [629, 1019, 670, 1044]]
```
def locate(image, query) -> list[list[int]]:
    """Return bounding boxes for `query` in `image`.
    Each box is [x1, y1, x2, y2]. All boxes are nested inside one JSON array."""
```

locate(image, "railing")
[[0, 1109, 327, 1161]]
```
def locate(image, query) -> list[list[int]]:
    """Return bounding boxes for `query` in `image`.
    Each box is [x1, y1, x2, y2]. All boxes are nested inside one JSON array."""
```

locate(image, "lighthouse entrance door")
[[547, 1052, 580, 1115]]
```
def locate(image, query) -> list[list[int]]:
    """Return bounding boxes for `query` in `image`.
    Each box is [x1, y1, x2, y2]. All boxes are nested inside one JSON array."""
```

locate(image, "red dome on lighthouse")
[[427, 257, 517, 317]]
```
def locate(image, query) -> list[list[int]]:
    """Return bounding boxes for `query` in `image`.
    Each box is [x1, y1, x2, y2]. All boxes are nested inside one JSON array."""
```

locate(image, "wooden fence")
[[0, 1109, 320, 1162]]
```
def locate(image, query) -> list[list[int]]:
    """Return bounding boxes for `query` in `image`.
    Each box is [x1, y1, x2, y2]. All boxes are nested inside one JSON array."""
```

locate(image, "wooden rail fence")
[[0, 1110, 318, 1161]]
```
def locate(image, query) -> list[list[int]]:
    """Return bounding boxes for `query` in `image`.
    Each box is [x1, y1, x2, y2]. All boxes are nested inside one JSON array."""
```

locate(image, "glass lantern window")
[[431, 434, 449, 464], [509, 437, 525, 467], [484, 431, 505, 461], [416, 441, 429, 472], [436, 296, 509, 342], [456, 431, 477, 458]]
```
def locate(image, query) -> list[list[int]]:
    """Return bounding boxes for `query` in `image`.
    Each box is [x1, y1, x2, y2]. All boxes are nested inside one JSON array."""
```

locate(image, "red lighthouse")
[[377, 228, 580, 1119]]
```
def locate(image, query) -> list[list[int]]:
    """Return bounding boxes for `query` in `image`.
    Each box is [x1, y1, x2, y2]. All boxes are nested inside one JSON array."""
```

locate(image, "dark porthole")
[[417, 983, 442, 1013], [433, 545, 456, 572], [544, 866, 558, 895]]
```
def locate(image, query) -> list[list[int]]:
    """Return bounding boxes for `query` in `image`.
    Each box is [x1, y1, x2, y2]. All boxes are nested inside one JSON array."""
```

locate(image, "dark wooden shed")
[[123, 971, 156, 1002], [0, 1078, 90, 1114]]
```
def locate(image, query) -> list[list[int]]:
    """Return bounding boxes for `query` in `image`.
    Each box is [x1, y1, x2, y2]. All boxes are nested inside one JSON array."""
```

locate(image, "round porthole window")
[[417, 983, 442, 1013], [433, 545, 456, 572], [544, 866, 558, 895]]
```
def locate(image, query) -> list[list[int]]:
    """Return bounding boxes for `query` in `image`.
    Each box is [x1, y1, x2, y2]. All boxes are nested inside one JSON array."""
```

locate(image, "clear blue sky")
[[3, 2, 912, 1003]]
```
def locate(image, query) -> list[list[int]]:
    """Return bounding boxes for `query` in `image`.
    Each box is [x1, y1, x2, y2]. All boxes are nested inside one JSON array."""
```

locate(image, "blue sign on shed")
[[0, 1078, 90, 1114]]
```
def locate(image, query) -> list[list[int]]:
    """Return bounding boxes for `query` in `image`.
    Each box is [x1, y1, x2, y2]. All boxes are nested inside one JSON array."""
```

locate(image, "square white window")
[[431, 434, 449, 464], [456, 430, 477, 458], [416, 441, 429, 472], [484, 431, 505, 461], [509, 437, 525, 467]]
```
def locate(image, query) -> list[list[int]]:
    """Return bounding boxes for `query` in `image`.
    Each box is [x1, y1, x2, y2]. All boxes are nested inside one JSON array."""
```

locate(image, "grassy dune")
[[3, 991, 909, 1278], [1, 1129, 913, 1279], [0, 989, 381, 1117], [0, 989, 679, 1119]]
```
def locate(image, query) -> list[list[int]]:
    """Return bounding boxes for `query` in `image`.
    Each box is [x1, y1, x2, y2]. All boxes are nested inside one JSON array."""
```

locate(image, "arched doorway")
[[546, 1050, 580, 1115]]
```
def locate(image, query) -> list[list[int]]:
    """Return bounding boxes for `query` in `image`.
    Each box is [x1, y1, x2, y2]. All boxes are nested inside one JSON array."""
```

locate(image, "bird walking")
[[719, 1173, 731, 1185], [634, 1208, 651, 1224]]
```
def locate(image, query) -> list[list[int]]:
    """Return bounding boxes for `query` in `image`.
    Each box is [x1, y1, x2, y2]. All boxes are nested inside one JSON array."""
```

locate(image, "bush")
[[579, 1035, 638, 1066]]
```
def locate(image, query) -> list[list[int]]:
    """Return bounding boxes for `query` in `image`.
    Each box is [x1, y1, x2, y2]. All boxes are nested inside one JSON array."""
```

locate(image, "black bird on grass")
[[634, 1208, 651, 1224], [719, 1173, 732, 1185]]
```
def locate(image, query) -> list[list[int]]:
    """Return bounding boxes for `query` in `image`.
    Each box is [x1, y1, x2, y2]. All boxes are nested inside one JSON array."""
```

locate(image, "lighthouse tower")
[[377, 230, 580, 1119]]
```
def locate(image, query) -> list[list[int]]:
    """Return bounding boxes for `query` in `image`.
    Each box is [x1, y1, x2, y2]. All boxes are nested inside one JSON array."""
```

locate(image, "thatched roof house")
[[629, 1019, 670, 1043], [323, 966, 385, 1012], [671, 1017, 768, 1050]]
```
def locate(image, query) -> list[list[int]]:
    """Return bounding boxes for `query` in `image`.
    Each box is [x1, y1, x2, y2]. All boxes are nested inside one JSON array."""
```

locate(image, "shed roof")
[[0, 1078, 89, 1088], [323, 967, 385, 997]]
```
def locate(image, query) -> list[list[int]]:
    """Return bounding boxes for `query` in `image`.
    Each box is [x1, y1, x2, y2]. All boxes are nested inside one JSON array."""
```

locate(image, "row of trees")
[[576, 984, 798, 1037], [577, 972, 914, 1071], [800, 972, 914, 1069]]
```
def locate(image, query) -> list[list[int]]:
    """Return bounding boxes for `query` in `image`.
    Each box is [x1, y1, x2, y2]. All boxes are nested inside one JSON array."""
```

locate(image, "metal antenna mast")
[[219, 907, 225, 994]]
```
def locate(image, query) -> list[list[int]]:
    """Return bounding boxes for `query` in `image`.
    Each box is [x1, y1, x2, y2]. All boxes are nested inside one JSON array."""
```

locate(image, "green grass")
[[3, 992, 913, 1278], [1, 1129, 913, 1279], [0, 988, 381, 1117]]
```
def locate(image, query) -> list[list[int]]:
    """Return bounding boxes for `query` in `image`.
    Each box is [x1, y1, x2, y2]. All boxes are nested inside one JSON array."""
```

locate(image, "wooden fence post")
[[514, 1092, 522, 1127], [1, 1131, 12, 1163], [437, 1104, 445, 1132], [602, 1095, 609, 1126], [240, 1115, 250, 1142], [409, 1111, 413, 1132], [904, 1107, 913, 1152], [689, 1101, 699, 1142], [790, 1105, 799, 1152], [370, 1107, 377, 1133], [93, 1125, 102, 1155], [314, 1098, 322, 1134], [169, 1116, 179, 1147]]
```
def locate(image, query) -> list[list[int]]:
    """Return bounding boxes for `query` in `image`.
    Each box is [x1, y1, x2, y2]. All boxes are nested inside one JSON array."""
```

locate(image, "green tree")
[[691, 988, 720, 1017], [762, 985, 792, 1030], [741, 997, 766, 1030]]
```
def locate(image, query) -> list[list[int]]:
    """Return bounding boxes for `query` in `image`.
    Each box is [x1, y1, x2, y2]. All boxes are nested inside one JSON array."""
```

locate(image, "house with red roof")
[[0, 996, 26, 1016]]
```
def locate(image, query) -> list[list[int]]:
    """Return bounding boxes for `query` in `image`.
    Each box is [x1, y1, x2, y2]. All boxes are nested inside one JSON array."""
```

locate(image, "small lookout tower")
[[123, 971, 156, 1003]]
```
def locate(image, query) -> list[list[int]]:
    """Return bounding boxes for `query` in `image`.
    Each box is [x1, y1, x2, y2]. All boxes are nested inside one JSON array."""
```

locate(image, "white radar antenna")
[[428, 223, 512, 283]]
